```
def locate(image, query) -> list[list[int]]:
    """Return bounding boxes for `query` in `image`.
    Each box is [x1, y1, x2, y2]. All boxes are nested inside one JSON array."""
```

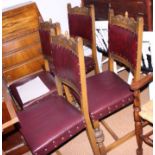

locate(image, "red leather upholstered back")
[[68, 14, 92, 42], [51, 41, 81, 92], [108, 24, 138, 69], [39, 28, 51, 58]]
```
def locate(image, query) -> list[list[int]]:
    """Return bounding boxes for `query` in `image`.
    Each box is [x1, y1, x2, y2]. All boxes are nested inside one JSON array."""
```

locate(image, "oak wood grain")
[[2, 2, 45, 83]]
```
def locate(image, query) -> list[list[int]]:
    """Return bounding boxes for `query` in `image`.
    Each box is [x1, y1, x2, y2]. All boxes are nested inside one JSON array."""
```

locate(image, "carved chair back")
[[51, 35, 83, 96], [67, 3, 99, 73], [108, 9, 144, 81], [109, 9, 148, 155], [39, 20, 61, 72], [51, 34, 100, 154]]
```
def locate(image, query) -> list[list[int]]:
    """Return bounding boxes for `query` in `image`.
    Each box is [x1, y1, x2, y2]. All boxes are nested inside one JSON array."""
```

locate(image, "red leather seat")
[[87, 71, 133, 120], [17, 94, 85, 155], [70, 70, 133, 121]]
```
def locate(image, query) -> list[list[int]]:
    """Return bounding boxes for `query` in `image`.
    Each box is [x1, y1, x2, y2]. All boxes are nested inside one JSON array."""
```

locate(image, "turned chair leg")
[[135, 121, 143, 155], [93, 121, 107, 155], [134, 91, 143, 155]]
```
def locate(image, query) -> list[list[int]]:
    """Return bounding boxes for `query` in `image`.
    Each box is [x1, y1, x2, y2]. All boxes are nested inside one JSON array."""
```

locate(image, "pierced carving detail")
[[110, 13, 138, 32], [68, 4, 90, 16], [40, 19, 60, 37], [51, 34, 78, 56]]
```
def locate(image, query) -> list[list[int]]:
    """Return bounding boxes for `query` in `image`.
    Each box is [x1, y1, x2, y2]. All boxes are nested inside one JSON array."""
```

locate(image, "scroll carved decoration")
[[110, 10, 140, 32], [40, 19, 60, 37], [51, 35, 79, 56], [68, 3, 90, 16]]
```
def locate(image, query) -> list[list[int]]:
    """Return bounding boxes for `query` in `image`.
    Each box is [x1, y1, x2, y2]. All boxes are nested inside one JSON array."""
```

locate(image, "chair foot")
[[136, 148, 143, 155]]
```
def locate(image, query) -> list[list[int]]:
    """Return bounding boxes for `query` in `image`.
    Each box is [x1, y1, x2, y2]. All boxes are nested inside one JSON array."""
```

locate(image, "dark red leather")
[[84, 56, 95, 73], [64, 70, 133, 121], [39, 28, 54, 72], [9, 71, 56, 109], [51, 44, 81, 92], [39, 28, 51, 58], [68, 14, 92, 42], [17, 94, 85, 155], [87, 71, 134, 121], [108, 24, 138, 69]]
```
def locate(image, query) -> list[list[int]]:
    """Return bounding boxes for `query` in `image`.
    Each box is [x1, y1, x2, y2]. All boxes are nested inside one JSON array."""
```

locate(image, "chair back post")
[[77, 37, 91, 120], [55, 76, 64, 96], [81, 0, 84, 6], [90, 4, 99, 74], [53, 22, 61, 36], [77, 37, 101, 155], [67, 3, 71, 13], [108, 9, 115, 72], [134, 17, 143, 81]]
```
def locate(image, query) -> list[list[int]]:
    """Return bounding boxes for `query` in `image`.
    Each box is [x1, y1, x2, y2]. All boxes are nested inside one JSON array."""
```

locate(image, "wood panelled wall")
[[82, 0, 153, 31], [2, 2, 45, 84]]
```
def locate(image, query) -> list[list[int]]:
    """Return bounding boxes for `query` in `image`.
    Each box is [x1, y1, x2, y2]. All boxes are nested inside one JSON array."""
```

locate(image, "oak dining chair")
[[51, 9, 144, 154]]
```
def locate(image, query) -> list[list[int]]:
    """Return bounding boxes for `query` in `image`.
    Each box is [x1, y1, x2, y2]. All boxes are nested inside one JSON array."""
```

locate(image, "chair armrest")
[[2, 78, 19, 131], [130, 73, 153, 91]]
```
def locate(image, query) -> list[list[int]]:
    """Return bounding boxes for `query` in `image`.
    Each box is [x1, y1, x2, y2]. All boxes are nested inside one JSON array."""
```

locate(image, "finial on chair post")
[[39, 16, 44, 23], [125, 11, 128, 18], [67, 3, 72, 11], [109, 9, 114, 23], [64, 31, 70, 39], [49, 18, 52, 25]]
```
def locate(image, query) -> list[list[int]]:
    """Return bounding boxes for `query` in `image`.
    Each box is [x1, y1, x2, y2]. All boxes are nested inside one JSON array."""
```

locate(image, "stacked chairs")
[[50, 34, 100, 154], [9, 21, 60, 109], [8, 20, 87, 155], [67, 3, 99, 74], [51, 9, 144, 155], [3, 2, 150, 155]]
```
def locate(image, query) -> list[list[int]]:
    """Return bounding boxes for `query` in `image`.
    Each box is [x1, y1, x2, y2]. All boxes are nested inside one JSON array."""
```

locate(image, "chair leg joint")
[[94, 127, 104, 148]]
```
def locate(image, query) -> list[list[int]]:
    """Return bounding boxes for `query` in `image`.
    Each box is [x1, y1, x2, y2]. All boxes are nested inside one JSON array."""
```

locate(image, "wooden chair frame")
[[67, 3, 99, 74], [51, 35, 100, 155], [52, 33, 135, 155], [54, 9, 144, 155], [108, 9, 145, 155], [131, 73, 153, 154]]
